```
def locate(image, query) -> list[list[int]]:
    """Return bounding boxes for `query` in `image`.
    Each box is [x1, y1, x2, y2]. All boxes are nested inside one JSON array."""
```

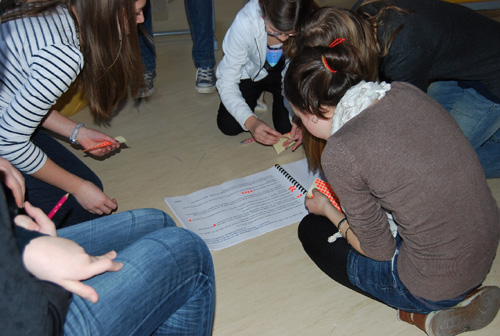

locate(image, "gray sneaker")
[[196, 67, 216, 94], [426, 286, 500, 336]]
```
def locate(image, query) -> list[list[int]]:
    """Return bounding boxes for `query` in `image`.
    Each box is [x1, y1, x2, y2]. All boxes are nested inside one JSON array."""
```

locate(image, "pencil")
[[240, 137, 255, 144], [47, 193, 70, 219]]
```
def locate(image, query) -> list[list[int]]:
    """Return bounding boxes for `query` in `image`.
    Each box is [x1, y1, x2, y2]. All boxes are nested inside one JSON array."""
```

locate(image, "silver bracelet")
[[69, 122, 85, 144]]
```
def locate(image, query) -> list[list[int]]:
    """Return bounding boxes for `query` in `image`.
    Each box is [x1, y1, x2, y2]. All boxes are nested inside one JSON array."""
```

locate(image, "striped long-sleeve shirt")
[[0, 5, 83, 174]]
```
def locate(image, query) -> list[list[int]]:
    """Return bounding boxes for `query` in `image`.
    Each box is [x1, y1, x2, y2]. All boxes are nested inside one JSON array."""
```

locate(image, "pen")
[[83, 136, 127, 152], [240, 137, 255, 144], [47, 193, 69, 219], [83, 141, 113, 152]]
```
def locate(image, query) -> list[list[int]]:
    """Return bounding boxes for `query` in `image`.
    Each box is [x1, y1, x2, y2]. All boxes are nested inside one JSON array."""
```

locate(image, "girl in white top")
[[216, 0, 316, 148]]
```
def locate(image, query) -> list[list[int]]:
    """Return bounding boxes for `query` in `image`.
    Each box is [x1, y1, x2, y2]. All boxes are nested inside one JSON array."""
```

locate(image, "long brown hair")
[[1, 0, 143, 121]]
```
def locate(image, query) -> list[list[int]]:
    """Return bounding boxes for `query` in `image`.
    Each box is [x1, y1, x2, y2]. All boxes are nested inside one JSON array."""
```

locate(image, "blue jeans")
[[139, 0, 215, 72], [347, 236, 470, 314], [59, 208, 215, 335], [139, 0, 156, 75], [185, 0, 216, 69], [428, 80, 500, 178], [23, 130, 101, 228]]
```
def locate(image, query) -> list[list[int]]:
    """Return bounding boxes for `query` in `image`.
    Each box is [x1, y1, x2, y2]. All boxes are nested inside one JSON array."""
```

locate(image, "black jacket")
[[353, 0, 500, 100], [0, 185, 72, 335]]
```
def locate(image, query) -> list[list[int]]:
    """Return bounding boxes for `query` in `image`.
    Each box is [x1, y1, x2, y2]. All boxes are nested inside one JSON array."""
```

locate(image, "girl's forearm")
[[323, 204, 365, 256], [31, 158, 84, 194], [41, 110, 78, 139]]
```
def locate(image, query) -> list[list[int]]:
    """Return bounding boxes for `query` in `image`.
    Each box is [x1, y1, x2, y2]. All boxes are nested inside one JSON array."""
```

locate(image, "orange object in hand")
[[82, 141, 113, 152], [82, 136, 127, 152]]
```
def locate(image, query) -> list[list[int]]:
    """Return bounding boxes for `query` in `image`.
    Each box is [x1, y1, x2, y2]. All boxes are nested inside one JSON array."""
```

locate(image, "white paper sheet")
[[164, 159, 320, 250]]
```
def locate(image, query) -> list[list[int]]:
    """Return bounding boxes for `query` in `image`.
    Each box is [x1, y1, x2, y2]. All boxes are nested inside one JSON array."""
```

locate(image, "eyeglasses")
[[264, 20, 296, 39], [265, 30, 297, 39]]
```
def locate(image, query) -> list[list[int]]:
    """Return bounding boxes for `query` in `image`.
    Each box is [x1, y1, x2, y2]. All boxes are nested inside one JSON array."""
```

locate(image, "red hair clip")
[[322, 38, 346, 73], [328, 37, 346, 48], [321, 56, 336, 73]]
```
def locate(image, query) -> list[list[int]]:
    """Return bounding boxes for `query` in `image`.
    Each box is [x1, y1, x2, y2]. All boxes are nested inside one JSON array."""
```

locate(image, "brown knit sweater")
[[322, 82, 500, 301]]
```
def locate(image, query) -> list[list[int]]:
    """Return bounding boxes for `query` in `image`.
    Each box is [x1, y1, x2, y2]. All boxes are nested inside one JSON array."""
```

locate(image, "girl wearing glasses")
[[216, 0, 316, 147]]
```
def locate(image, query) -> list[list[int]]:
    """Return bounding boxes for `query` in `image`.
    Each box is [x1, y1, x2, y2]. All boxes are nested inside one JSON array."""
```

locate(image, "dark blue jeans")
[[23, 130, 101, 228]]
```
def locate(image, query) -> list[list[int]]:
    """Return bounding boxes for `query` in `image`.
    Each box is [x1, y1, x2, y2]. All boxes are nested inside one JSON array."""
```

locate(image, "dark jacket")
[[0, 185, 71, 335], [353, 0, 500, 100]]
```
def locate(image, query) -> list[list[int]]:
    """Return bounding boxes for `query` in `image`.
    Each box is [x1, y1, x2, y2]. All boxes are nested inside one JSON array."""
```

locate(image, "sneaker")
[[427, 286, 500, 336], [399, 286, 500, 336], [195, 67, 216, 94], [136, 71, 156, 99]]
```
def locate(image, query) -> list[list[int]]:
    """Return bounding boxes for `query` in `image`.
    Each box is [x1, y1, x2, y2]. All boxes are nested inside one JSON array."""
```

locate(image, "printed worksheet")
[[164, 159, 320, 250]]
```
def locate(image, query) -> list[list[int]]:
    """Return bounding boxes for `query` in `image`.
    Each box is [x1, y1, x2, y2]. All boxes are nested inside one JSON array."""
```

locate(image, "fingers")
[[62, 250, 123, 303], [62, 280, 100, 303], [87, 142, 120, 157], [23, 201, 57, 236], [77, 184, 118, 215], [23, 200, 48, 218], [0, 159, 26, 208], [290, 140, 302, 151], [9, 167, 26, 208], [65, 262, 122, 303], [80, 128, 121, 157], [89, 251, 123, 274], [96, 251, 123, 272], [282, 138, 293, 147], [93, 198, 117, 215], [14, 214, 41, 231], [265, 127, 282, 139], [248, 118, 283, 145], [255, 127, 282, 145]]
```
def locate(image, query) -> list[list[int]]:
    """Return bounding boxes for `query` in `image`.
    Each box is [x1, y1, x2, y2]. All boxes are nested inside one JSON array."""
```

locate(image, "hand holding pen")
[[77, 128, 123, 156], [83, 136, 127, 152]]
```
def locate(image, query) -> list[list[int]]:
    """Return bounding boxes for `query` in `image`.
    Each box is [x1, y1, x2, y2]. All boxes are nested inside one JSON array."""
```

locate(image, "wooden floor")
[[65, 1, 500, 335]]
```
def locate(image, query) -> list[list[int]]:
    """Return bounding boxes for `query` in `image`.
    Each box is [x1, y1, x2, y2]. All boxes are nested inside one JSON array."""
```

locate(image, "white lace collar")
[[331, 81, 391, 135]]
